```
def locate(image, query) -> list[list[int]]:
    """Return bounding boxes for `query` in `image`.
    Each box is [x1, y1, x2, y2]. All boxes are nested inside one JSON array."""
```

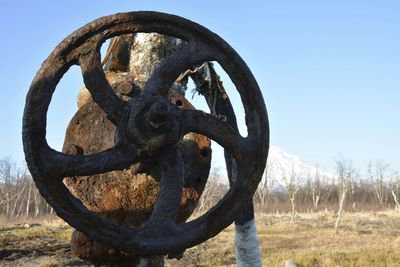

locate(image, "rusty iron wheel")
[[22, 11, 269, 255]]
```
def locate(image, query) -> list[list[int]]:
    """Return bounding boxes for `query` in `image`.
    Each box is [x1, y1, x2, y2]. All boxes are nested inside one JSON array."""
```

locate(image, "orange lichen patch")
[[71, 229, 141, 266], [177, 187, 202, 222], [190, 133, 212, 163], [181, 187, 201, 206], [96, 175, 204, 227], [105, 71, 131, 85], [100, 187, 130, 212]]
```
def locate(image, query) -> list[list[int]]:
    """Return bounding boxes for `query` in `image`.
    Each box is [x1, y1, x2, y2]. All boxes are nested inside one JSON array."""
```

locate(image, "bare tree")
[[281, 165, 300, 227], [368, 159, 389, 207], [392, 190, 400, 211], [256, 161, 273, 208], [311, 168, 324, 211], [10, 174, 25, 217], [34, 189, 41, 217], [391, 171, 400, 211], [0, 157, 52, 219], [197, 169, 228, 213], [25, 178, 33, 217], [0, 158, 18, 217], [334, 158, 357, 234]]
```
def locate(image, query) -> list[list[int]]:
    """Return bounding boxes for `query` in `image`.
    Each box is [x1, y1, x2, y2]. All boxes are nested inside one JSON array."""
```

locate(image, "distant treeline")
[[198, 159, 400, 214], [0, 157, 53, 218], [1, 156, 400, 220]]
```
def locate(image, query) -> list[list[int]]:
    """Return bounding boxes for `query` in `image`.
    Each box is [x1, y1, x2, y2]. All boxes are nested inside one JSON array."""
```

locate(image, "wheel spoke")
[[143, 42, 216, 96], [79, 49, 125, 125], [22, 11, 269, 254], [181, 109, 247, 165], [146, 149, 184, 227], [40, 145, 140, 178]]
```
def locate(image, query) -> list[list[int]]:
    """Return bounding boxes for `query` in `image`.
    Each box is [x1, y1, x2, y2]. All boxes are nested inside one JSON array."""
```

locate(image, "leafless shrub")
[[196, 169, 228, 213]]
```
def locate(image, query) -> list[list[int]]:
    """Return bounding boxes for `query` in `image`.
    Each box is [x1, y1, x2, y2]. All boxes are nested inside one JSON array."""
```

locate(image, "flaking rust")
[[64, 74, 211, 265], [22, 11, 269, 264]]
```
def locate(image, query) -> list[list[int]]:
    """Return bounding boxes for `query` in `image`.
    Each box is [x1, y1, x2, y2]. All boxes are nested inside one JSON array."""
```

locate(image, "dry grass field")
[[169, 210, 400, 266], [1, 211, 400, 266]]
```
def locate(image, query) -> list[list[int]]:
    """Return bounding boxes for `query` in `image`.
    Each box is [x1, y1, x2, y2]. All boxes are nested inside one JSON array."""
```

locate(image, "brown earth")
[[0, 225, 88, 267], [2, 211, 400, 267]]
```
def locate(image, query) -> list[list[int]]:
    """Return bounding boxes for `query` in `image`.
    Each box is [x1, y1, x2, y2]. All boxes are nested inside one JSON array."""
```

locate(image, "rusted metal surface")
[[64, 84, 210, 264], [64, 33, 211, 264], [22, 11, 269, 256]]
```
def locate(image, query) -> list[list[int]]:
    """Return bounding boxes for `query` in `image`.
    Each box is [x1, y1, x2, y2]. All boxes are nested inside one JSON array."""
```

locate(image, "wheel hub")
[[120, 95, 183, 155]]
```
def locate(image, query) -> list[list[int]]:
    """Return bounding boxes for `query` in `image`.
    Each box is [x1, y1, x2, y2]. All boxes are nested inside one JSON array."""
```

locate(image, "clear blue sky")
[[0, 1, 399, 174]]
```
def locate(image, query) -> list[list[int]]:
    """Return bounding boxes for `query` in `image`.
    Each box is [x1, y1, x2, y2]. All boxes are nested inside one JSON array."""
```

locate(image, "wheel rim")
[[22, 11, 269, 255]]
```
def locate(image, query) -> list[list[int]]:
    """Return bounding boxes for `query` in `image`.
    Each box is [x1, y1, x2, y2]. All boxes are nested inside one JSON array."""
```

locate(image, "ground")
[[1, 211, 400, 267]]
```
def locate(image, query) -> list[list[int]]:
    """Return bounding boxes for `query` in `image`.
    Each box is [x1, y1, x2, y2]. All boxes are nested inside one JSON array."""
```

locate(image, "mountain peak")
[[267, 145, 334, 182]]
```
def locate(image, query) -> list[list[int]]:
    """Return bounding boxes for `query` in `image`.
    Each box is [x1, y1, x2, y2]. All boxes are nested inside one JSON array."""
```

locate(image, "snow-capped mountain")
[[266, 145, 334, 184], [212, 144, 334, 185]]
